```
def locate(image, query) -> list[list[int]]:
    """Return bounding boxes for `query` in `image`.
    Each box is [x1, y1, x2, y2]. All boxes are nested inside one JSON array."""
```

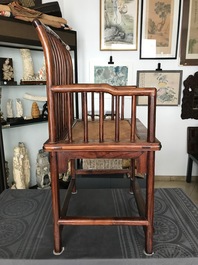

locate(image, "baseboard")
[[155, 175, 198, 182]]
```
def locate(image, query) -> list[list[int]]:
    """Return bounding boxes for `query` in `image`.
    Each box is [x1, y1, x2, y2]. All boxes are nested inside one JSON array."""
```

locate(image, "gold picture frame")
[[180, 0, 198, 65], [140, 0, 181, 59], [100, 0, 139, 51]]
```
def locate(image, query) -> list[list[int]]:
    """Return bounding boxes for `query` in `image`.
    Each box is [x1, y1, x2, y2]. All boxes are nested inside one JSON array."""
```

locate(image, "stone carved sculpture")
[[12, 142, 30, 189], [2, 58, 14, 81], [0, 87, 6, 124], [20, 48, 35, 81], [38, 59, 46, 81], [6, 99, 14, 120], [16, 98, 24, 118], [36, 149, 51, 189], [20, 49, 47, 82]]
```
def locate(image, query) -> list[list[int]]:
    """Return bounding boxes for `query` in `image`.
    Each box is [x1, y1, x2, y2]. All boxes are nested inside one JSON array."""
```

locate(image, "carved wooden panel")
[[181, 71, 198, 119]]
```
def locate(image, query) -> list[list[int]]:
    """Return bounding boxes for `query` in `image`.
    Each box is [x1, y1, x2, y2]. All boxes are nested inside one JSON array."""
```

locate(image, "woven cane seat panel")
[[71, 119, 136, 142]]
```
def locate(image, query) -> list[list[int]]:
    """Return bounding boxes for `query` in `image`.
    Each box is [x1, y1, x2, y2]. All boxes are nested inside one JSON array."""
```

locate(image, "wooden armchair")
[[33, 19, 161, 256]]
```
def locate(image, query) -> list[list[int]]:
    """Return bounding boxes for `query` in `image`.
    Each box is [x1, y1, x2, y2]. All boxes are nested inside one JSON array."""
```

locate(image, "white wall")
[[61, 0, 198, 177]]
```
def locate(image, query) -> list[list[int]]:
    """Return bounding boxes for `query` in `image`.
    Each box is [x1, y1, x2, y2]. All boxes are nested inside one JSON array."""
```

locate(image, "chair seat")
[[72, 119, 134, 142], [44, 118, 160, 151]]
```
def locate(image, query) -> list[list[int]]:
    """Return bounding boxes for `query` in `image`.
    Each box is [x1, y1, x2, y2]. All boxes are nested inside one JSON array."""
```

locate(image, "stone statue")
[[37, 59, 46, 81], [0, 87, 6, 124], [12, 142, 30, 189], [20, 49, 35, 81], [36, 149, 51, 189], [2, 58, 14, 81], [16, 98, 24, 118], [6, 99, 14, 120]]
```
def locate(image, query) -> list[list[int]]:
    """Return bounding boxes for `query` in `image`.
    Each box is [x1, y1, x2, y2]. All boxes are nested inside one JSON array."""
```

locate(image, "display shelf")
[[2, 117, 48, 128], [0, 17, 78, 192], [1, 82, 46, 86]]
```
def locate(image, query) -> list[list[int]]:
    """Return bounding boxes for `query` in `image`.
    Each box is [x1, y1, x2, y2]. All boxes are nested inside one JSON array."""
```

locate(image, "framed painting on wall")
[[100, 0, 139, 51], [90, 60, 133, 85], [180, 0, 198, 65], [137, 70, 183, 106], [140, 0, 181, 59]]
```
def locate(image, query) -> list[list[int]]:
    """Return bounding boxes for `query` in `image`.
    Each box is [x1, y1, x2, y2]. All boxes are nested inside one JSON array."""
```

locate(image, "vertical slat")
[[82, 92, 88, 142], [121, 96, 124, 120], [147, 94, 156, 142], [111, 95, 114, 120], [99, 92, 104, 142], [91, 92, 95, 121], [81, 94, 84, 121], [115, 96, 120, 142], [67, 92, 73, 142], [130, 95, 136, 142]]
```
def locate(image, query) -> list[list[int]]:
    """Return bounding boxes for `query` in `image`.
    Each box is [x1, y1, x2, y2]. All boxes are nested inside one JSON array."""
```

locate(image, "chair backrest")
[[33, 19, 157, 146], [33, 19, 74, 142]]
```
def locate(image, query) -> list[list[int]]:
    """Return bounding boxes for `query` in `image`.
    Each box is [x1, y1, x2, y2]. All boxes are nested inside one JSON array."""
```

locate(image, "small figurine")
[[6, 99, 14, 121], [16, 98, 24, 119], [0, 87, 6, 125], [2, 58, 14, 81], [36, 149, 51, 189], [41, 101, 48, 119], [38, 59, 46, 81], [31, 101, 40, 118]]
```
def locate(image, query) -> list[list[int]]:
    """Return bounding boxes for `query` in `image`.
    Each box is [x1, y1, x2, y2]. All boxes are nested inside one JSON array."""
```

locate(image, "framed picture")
[[100, 0, 139, 50], [180, 0, 198, 65], [140, 0, 181, 59], [90, 60, 133, 85], [137, 70, 183, 106]]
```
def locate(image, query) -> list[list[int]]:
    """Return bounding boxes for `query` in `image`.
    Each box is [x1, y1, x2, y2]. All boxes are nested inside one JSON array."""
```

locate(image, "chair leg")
[[144, 151, 154, 256], [186, 155, 193, 183], [129, 159, 135, 194], [50, 152, 63, 255], [70, 159, 77, 194]]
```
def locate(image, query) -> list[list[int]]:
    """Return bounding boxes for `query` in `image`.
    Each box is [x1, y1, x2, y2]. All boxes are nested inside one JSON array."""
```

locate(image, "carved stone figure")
[[36, 149, 51, 189], [16, 98, 24, 118], [37, 59, 46, 81], [20, 49, 35, 81], [12, 142, 30, 189], [2, 58, 14, 81], [0, 87, 6, 124], [6, 99, 14, 119]]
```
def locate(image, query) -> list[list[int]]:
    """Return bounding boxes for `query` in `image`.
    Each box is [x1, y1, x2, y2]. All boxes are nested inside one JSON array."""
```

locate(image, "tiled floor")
[[155, 177, 198, 205]]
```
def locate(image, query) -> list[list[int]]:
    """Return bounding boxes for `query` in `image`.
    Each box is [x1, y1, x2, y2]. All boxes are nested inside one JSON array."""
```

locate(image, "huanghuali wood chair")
[[33, 19, 161, 256]]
